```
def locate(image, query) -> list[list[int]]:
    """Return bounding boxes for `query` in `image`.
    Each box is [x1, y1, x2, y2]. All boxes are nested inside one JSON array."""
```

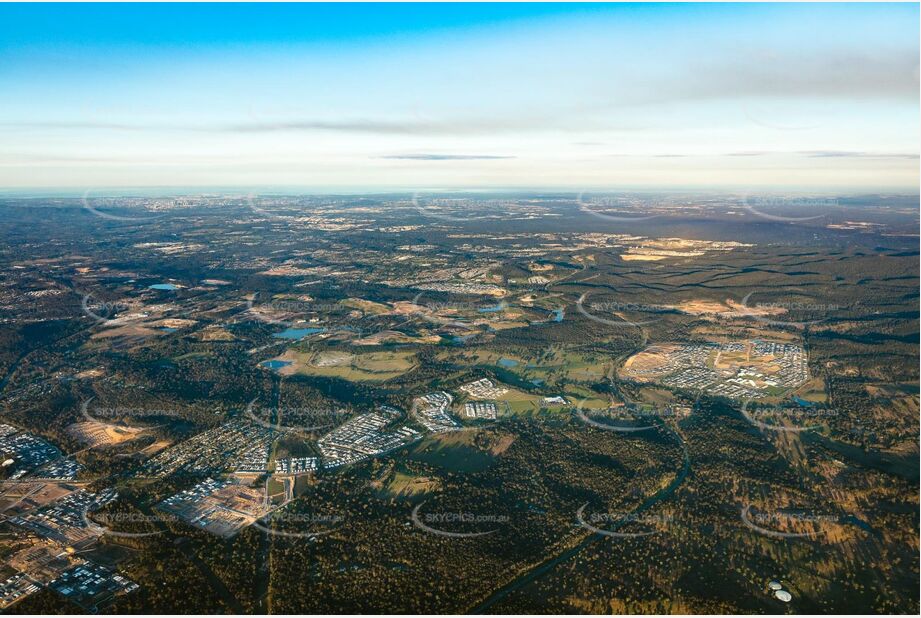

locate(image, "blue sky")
[[0, 3, 917, 192]]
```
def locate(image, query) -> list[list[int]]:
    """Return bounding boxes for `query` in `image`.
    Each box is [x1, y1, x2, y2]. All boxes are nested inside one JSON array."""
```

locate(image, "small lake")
[[478, 303, 506, 313], [261, 360, 292, 370], [149, 283, 179, 291], [273, 327, 325, 340], [497, 358, 519, 368], [551, 308, 564, 322]]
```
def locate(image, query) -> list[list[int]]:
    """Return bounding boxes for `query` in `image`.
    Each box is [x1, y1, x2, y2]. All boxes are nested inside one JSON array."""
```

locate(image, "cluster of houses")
[[413, 392, 461, 432], [459, 378, 508, 399], [141, 420, 277, 477], [318, 409, 422, 468]]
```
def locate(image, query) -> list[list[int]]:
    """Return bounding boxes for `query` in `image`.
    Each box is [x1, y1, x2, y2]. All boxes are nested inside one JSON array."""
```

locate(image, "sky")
[[0, 2, 918, 193]]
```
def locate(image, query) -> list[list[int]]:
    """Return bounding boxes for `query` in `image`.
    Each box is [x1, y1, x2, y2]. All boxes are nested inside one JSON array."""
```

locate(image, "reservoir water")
[[273, 327, 325, 340]]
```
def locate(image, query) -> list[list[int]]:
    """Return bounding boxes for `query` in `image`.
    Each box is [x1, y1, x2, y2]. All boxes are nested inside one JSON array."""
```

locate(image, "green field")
[[408, 432, 496, 473], [374, 469, 441, 499], [441, 345, 611, 388], [269, 349, 418, 382]]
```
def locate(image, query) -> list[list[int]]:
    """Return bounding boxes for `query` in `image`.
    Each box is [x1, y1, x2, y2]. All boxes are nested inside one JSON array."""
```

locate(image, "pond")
[[260, 360, 292, 370], [149, 283, 179, 291], [273, 327, 325, 340]]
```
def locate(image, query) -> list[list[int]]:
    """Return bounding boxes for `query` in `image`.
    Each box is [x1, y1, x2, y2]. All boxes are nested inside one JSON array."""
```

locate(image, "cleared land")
[[442, 346, 610, 387], [266, 349, 418, 382], [67, 421, 143, 448], [378, 471, 441, 498]]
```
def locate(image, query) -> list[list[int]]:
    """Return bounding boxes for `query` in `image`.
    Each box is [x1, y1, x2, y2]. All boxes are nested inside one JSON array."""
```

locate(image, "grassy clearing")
[[441, 345, 610, 387], [408, 432, 496, 473], [269, 349, 417, 382], [378, 470, 441, 498], [793, 377, 828, 403]]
